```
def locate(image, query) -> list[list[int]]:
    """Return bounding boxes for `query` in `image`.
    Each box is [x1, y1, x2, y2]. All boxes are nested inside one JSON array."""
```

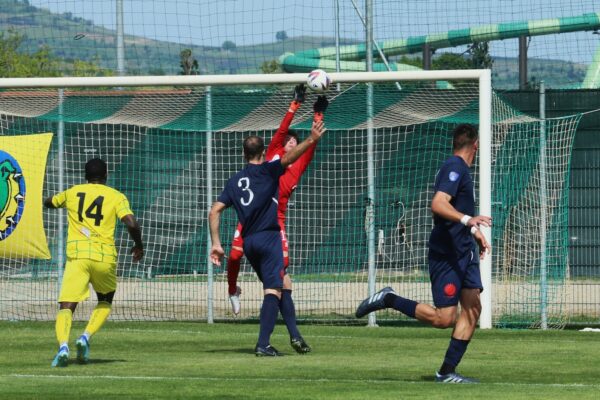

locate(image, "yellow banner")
[[0, 133, 52, 259]]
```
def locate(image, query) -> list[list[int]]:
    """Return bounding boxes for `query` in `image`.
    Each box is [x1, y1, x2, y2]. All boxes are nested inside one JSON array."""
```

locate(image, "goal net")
[[0, 72, 580, 327]]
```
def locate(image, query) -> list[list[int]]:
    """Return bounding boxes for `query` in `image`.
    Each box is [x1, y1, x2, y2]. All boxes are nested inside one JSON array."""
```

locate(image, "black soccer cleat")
[[255, 344, 282, 357], [290, 337, 312, 354], [435, 371, 480, 384], [355, 286, 396, 318]]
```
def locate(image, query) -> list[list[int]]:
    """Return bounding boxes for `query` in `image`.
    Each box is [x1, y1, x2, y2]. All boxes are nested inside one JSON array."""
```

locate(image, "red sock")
[[227, 248, 243, 295]]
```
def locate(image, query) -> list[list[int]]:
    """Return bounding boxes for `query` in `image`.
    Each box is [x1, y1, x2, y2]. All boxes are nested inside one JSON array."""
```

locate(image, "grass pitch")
[[1, 321, 599, 399]]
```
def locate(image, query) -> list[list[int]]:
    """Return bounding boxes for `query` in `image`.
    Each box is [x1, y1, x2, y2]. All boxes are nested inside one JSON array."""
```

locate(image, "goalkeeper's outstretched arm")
[[267, 84, 306, 156]]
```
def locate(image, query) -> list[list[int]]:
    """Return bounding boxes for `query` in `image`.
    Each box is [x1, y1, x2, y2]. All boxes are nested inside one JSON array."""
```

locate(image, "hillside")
[[0, 0, 359, 75], [0, 0, 589, 87]]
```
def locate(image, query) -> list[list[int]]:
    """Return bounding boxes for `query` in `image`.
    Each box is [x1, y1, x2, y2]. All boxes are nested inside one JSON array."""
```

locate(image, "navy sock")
[[383, 293, 418, 319], [257, 294, 280, 348], [279, 290, 301, 339], [439, 337, 470, 375]]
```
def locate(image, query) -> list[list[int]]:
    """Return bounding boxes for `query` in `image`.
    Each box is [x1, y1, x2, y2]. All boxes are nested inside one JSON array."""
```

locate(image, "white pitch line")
[[4, 374, 600, 389]]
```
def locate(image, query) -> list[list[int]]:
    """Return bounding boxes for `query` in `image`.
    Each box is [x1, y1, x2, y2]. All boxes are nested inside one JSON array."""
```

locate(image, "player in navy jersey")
[[355, 124, 491, 383], [209, 119, 326, 356]]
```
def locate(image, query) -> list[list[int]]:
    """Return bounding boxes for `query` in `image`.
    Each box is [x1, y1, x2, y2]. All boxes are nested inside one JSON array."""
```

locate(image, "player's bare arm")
[[472, 229, 491, 259], [281, 119, 325, 168], [208, 201, 227, 266], [121, 214, 144, 262], [43, 197, 57, 208], [431, 191, 492, 228]]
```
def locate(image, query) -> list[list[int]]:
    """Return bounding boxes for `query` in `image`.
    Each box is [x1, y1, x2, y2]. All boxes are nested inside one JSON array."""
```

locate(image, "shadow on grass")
[[84, 359, 127, 365], [203, 348, 257, 355], [203, 348, 297, 356]]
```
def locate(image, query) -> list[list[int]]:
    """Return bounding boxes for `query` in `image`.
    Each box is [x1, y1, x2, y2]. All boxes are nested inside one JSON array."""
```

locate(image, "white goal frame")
[[0, 70, 493, 328]]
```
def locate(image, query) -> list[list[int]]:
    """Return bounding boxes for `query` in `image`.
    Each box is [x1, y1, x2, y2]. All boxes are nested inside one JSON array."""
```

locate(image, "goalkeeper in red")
[[226, 84, 328, 353]]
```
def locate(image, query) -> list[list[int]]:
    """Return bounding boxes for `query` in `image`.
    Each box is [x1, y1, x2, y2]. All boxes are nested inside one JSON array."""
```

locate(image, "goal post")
[[478, 70, 493, 329], [2, 70, 577, 329]]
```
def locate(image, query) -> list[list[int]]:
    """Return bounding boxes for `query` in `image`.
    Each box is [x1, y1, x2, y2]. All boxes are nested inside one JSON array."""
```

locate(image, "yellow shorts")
[[58, 258, 117, 302]]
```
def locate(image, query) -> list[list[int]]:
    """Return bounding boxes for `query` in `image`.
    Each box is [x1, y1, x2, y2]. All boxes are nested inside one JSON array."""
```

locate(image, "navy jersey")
[[429, 155, 476, 259], [218, 159, 284, 238]]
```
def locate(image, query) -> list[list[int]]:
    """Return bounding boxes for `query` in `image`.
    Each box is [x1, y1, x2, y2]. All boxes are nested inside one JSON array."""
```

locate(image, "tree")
[[222, 40, 236, 52], [0, 29, 61, 77], [148, 67, 166, 76], [432, 53, 470, 70], [276, 31, 288, 42], [260, 59, 281, 74], [179, 48, 199, 75], [399, 55, 423, 69], [469, 41, 493, 69], [71, 58, 112, 77], [527, 75, 540, 90], [0, 28, 107, 78]]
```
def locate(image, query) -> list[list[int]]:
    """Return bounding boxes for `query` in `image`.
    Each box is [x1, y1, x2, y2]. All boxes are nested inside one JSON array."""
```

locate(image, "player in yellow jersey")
[[44, 158, 143, 367]]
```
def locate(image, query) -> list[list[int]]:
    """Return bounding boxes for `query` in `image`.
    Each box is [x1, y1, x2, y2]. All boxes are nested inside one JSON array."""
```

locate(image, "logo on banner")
[[0, 150, 26, 241]]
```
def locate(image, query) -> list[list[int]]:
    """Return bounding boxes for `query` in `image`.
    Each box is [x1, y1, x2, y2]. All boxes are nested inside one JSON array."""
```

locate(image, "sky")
[[26, 0, 600, 64]]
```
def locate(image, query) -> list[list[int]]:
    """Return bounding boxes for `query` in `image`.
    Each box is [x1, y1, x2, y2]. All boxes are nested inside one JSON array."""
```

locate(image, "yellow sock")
[[55, 309, 72, 347], [84, 302, 112, 337]]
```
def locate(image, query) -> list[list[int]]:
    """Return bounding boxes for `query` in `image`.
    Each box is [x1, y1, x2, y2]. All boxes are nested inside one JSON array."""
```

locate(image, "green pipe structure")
[[280, 12, 600, 88], [582, 44, 600, 89]]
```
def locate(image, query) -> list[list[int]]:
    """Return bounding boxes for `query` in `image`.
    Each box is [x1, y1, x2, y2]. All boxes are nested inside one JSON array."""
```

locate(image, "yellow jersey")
[[52, 183, 133, 263]]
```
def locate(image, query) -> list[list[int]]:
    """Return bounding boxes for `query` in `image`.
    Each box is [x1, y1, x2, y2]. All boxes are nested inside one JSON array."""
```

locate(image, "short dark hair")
[[284, 131, 299, 146], [85, 158, 108, 181], [452, 124, 478, 151], [243, 135, 265, 161]]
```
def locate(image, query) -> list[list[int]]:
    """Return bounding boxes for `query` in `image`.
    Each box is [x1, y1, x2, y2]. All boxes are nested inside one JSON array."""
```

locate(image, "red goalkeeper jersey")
[[265, 105, 317, 227]]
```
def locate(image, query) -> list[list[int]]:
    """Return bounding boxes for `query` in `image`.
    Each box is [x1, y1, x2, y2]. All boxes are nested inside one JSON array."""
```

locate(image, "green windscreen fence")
[[0, 82, 581, 327]]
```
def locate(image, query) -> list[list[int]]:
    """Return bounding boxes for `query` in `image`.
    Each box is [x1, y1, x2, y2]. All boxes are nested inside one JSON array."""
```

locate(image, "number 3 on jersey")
[[238, 177, 254, 206], [76, 192, 105, 226]]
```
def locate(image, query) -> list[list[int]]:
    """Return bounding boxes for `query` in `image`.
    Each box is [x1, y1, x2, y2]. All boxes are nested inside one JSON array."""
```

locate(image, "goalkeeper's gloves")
[[293, 84, 306, 103], [289, 84, 306, 112], [313, 95, 328, 121], [313, 95, 329, 113]]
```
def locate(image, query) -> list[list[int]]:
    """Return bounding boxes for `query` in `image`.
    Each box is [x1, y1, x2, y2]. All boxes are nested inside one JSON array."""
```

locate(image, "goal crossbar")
[[0, 70, 493, 328], [0, 70, 491, 88]]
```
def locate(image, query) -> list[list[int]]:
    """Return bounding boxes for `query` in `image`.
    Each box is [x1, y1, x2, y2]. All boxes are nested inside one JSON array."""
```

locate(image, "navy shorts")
[[429, 248, 483, 307], [243, 230, 284, 290]]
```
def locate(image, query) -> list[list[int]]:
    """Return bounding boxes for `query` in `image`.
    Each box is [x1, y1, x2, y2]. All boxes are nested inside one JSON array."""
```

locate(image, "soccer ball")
[[306, 69, 331, 93]]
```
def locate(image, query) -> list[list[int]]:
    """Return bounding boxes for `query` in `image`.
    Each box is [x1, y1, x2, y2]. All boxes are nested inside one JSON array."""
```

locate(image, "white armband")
[[470, 226, 479, 235], [460, 215, 472, 226]]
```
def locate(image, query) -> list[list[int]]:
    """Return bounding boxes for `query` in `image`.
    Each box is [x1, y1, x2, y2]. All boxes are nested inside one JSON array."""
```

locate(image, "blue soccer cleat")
[[51, 345, 69, 368], [355, 287, 396, 318], [75, 335, 90, 364], [435, 371, 480, 384], [255, 344, 282, 357], [290, 337, 312, 354]]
